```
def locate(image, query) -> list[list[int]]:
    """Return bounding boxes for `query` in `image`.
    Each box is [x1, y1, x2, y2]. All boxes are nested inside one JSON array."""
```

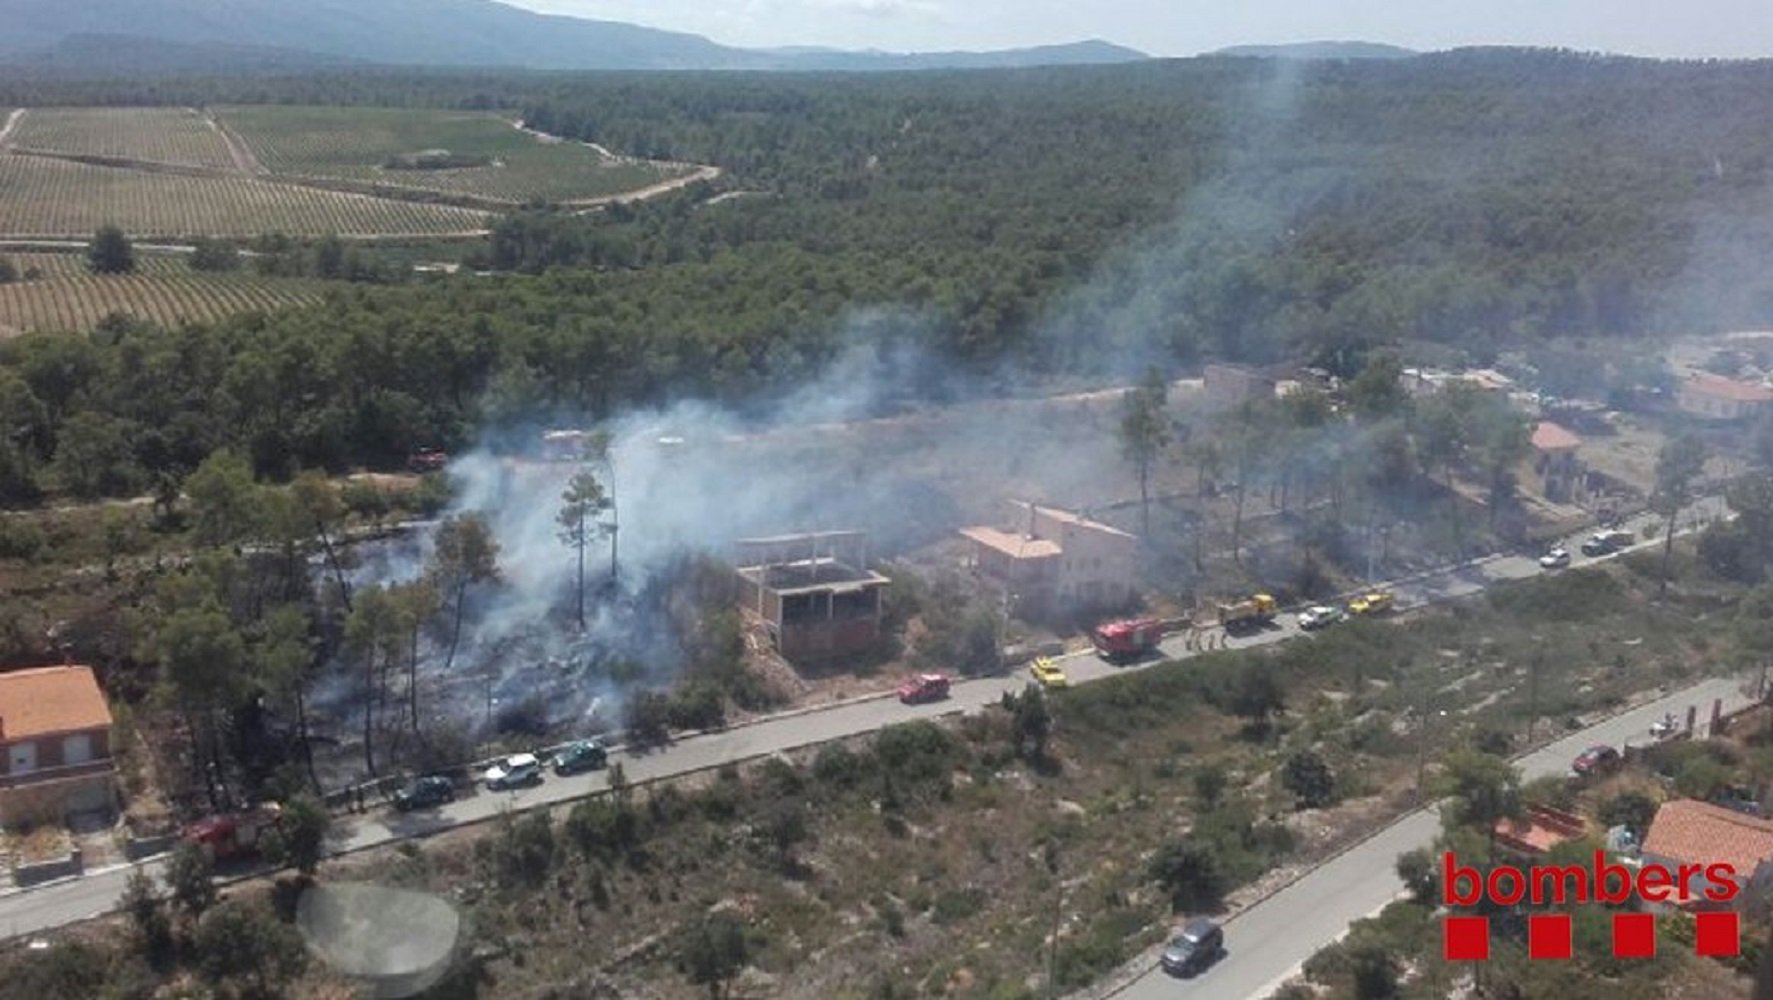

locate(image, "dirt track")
[[2, 108, 729, 238], [200, 108, 266, 175], [0, 109, 25, 150]]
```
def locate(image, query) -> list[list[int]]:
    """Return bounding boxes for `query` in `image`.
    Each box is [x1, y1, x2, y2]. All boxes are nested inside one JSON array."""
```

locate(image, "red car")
[[1572, 745, 1622, 776], [898, 673, 952, 705]]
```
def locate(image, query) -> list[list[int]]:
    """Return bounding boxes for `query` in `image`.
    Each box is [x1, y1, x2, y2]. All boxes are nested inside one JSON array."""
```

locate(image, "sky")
[[511, 0, 1773, 59]]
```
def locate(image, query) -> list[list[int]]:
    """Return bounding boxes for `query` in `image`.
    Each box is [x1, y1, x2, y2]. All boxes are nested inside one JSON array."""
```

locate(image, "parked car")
[[484, 752, 544, 790], [1297, 605, 1347, 631], [393, 775, 455, 812], [1571, 744, 1622, 776], [1160, 917, 1225, 977], [897, 673, 952, 705], [1029, 657, 1069, 689], [1539, 547, 1571, 569], [553, 739, 609, 775], [1348, 590, 1395, 616], [1581, 529, 1635, 557]]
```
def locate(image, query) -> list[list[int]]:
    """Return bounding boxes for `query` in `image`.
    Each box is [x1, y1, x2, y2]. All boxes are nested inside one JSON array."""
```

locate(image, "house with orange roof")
[[1641, 799, 1773, 911], [961, 501, 1139, 620], [1677, 373, 1773, 421], [1530, 420, 1585, 502], [0, 665, 117, 825]]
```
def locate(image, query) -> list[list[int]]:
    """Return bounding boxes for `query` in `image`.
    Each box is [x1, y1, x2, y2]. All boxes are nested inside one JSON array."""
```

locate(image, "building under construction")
[[735, 532, 890, 664]]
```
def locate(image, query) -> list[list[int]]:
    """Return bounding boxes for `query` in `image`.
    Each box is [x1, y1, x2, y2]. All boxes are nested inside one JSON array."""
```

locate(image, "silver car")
[[484, 752, 543, 790], [1539, 547, 1571, 569]]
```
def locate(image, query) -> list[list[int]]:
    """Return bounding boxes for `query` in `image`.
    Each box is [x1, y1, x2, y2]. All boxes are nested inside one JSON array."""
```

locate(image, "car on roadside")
[[1160, 917, 1226, 978], [898, 673, 952, 705], [552, 738, 609, 775], [1581, 529, 1635, 557], [392, 775, 455, 812], [1571, 744, 1622, 777], [1539, 547, 1571, 569], [1297, 605, 1347, 631], [1029, 657, 1069, 689], [1348, 590, 1395, 616], [484, 752, 544, 790]]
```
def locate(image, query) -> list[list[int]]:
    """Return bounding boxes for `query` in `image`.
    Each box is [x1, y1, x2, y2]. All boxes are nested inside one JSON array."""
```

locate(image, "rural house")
[[1530, 420, 1584, 502], [0, 665, 117, 826], [961, 501, 1139, 620], [1676, 373, 1773, 422], [1641, 799, 1773, 910]]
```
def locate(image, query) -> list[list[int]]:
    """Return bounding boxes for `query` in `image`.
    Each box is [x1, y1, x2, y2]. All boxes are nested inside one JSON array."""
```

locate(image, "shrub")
[[1281, 749, 1338, 809], [812, 744, 866, 789], [931, 887, 985, 925]]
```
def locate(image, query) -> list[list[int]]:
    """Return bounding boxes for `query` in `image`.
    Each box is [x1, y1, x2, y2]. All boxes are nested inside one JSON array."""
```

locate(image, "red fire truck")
[[183, 803, 283, 862], [1090, 617, 1167, 664]]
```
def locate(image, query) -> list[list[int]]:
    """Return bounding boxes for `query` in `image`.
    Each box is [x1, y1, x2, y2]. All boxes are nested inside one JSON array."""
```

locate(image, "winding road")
[[0, 496, 1744, 994]]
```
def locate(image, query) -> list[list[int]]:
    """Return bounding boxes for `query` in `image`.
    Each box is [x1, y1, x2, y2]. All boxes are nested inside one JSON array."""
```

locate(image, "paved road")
[[0, 496, 1734, 943], [1111, 496, 1743, 1000], [1115, 676, 1752, 1000]]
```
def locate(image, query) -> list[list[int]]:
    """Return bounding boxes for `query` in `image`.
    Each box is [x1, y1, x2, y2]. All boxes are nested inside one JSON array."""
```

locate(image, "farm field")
[[220, 105, 695, 203], [0, 155, 493, 238], [6, 107, 238, 169], [0, 253, 326, 335]]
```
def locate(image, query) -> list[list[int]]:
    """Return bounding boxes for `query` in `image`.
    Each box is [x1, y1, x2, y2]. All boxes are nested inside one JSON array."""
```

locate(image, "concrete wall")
[[0, 769, 116, 827], [779, 616, 880, 662], [13, 849, 82, 887]]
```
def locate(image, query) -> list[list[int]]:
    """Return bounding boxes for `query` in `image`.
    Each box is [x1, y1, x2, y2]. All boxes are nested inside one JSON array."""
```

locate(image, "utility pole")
[[1527, 643, 1543, 742]]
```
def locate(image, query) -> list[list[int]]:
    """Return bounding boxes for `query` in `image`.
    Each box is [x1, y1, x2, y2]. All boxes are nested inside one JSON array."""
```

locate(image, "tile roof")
[[1685, 372, 1773, 404], [1531, 421, 1583, 451], [960, 526, 1062, 559], [1643, 799, 1773, 874], [0, 665, 112, 741]]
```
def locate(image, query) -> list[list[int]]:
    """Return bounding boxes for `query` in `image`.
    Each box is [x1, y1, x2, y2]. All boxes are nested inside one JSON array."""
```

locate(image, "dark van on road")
[[1160, 917, 1225, 977]]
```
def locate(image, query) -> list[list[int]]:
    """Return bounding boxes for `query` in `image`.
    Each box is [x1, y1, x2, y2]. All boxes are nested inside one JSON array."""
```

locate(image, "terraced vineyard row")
[[0, 256, 325, 335], [0, 156, 493, 238], [9, 107, 239, 169], [221, 105, 692, 203], [4, 252, 189, 277]]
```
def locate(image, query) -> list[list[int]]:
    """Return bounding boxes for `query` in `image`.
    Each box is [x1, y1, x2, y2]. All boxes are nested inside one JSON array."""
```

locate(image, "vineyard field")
[[0, 156, 493, 238], [0, 254, 325, 336], [8, 107, 239, 169], [221, 105, 693, 203]]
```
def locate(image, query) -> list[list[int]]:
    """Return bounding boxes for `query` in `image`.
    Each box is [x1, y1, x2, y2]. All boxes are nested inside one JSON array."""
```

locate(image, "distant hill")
[[8, 34, 366, 76], [0, 0, 1147, 73], [775, 40, 1148, 72], [1212, 41, 1418, 61]]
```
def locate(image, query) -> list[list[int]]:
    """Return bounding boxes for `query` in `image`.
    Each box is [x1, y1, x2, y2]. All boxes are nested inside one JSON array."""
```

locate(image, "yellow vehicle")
[[1029, 657, 1070, 689], [1348, 590, 1395, 616], [1216, 593, 1278, 630]]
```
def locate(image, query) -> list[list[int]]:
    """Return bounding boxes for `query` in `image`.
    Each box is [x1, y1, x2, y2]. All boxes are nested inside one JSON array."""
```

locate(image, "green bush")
[[873, 721, 959, 790], [931, 887, 984, 925]]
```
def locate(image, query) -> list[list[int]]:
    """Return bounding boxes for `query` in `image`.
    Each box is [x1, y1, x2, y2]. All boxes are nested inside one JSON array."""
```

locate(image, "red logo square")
[[1696, 912, 1741, 957], [1612, 912, 1656, 958], [1443, 916, 1490, 961], [1528, 913, 1572, 959]]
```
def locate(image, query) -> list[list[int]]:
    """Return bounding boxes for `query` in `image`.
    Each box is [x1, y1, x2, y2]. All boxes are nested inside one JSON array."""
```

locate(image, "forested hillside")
[[4, 50, 1773, 496]]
